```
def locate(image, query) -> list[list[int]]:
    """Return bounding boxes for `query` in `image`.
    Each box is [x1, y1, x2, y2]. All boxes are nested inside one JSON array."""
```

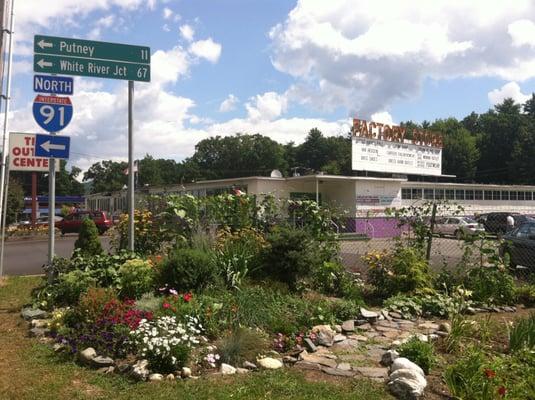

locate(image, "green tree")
[[190, 134, 288, 179], [430, 118, 479, 181], [295, 129, 351, 174], [56, 161, 84, 195], [74, 218, 103, 256], [6, 178, 24, 224], [83, 160, 127, 193]]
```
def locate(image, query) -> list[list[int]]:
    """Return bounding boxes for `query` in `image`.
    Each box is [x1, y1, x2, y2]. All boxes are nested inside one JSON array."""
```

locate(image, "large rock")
[[304, 338, 317, 352], [149, 373, 163, 381], [381, 350, 400, 367], [181, 367, 192, 378], [257, 357, 283, 370], [91, 356, 114, 368], [221, 363, 237, 374], [321, 366, 356, 377], [29, 327, 49, 338], [341, 320, 355, 333], [354, 367, 389, 380], [79, 347, 97, 364], [360, 307, 379, 321], [311, 325, 335, 347], [31, 319, 49, 329], [243, 361, 258, 370], [132, 359, 150, 381], [298, 351, 337, 368], [388, 368, 427, 399], [391, 358, 425, 378], [21, 308, 47, 321]]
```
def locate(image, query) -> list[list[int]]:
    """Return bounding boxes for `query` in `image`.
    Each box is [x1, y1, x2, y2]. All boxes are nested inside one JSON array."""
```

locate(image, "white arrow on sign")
[[40, 141, 65, 153], [37, 39, 53, 49], [37, 59, 53, 68]]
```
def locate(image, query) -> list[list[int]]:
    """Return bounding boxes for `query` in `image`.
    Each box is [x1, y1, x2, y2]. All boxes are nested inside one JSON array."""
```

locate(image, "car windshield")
[[461, 217, 477, 224]]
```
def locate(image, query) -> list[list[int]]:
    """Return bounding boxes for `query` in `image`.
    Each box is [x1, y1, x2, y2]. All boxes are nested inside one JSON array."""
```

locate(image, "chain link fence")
[[337, 207, 535, 279]]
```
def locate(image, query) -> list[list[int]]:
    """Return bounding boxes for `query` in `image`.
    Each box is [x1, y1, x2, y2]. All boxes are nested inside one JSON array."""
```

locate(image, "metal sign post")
[[47, 135, 55, 282], [127, 81, 134, 251]]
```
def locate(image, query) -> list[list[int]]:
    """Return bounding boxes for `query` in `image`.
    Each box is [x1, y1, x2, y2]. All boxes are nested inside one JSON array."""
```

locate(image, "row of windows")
[[402, 188, 535, 201]]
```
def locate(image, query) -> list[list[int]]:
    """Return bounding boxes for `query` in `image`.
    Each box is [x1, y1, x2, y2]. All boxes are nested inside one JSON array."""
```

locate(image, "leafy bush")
[[129, 315, 202, 373], [118, 259, 155, 299], [443, 349, 502, 400], [311, 261, 363, 302], [158, 248, 221, 293], [214, 228, 266, 289], [515, 285, 535, 307], [114, 209, 170, 255], [216, 327, 269, 366], [77, 287, 118, 323], [508, 313, 535, 353], [398, 336, 437, 374], [52, 270, 97, 306], [135, 293, 162, 313], [365, 246, 431, 298], [259, 226, 324, 290], [464, 266, 516, 305], [383, 295, 423, 319], [74, 218, 103, 257]]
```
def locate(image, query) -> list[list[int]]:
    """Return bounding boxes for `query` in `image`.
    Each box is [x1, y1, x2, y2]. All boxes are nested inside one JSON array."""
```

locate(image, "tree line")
[[14, 95, 535, 196]]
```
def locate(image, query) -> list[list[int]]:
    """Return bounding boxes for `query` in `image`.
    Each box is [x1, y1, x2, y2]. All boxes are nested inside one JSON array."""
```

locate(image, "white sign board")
[[352, 137, 442, 176], [9, 132, 59, 171]]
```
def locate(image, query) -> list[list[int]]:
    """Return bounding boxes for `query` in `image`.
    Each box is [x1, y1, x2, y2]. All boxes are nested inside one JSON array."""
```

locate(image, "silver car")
[[434, 216, 485, 239]]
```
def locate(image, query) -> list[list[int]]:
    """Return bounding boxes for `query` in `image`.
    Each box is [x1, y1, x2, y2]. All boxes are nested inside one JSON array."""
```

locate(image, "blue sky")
[[7, 0, 535, 171]]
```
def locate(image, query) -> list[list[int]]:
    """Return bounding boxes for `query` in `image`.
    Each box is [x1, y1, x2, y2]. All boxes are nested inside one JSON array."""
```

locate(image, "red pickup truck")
[[58, 211, 112, 235]]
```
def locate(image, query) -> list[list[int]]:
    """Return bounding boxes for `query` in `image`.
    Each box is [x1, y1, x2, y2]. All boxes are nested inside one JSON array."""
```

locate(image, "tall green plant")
[[74, 218, 103, 257]]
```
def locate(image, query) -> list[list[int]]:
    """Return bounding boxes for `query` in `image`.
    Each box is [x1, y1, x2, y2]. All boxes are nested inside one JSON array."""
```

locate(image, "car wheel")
[[454, 230, 463, 240], [60, 229, 66, 236]]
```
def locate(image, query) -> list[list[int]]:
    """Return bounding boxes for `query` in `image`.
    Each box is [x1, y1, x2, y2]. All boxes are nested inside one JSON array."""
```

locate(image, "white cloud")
[[188, 38, 221, 63], [246, 92, 288, 121], [151, 46, 190, 85], [370, 111, 394, 126], [488, 82, 530, 105], [269, 0, 535, 117], [162, 24, 171, 32], [163, 7, 173, 19], [508, 19, 535, 47], [219, 94, 239, 112], [179, 24, 195, 42]]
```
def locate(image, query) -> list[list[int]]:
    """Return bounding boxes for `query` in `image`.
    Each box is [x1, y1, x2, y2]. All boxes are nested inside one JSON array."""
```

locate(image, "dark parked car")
[[500, 222, 535, 269], [477, 212, 533, 235], [58, 211, 112, 235]]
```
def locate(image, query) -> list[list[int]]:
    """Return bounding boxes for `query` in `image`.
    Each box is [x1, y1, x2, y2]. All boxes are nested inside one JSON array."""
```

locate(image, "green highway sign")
[[33, 35, 150, 82], [34, 54, 150, 82]]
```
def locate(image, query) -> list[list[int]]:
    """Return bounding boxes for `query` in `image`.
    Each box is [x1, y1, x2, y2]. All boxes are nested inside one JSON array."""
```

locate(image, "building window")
[[435, 189, 445, 200], [455, 190, 465, 200], [474, 190, 483, 200], [424, 189, 434, 200], [446, 189, 455, 200], [518, 191, 525, 201], [401, 188, 412, 200], [510, 191, 518, 201], [412, 188, 422, 199], [493, 191, 500, 201], [501, 191, 509, 201], [526, 192, 533, 201], [466, 190, 474, 200], [484, 190, 492, 200]]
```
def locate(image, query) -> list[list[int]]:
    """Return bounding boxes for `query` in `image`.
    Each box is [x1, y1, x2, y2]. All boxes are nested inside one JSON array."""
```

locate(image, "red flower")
[[498, 386, 506, 397], [484, 369, 496, 379], [183, 293, 192, 302], [162, 302, 171, 309]]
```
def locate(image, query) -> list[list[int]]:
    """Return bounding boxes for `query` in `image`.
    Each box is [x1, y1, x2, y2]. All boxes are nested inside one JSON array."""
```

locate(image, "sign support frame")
[[127, 80, 134, 251]]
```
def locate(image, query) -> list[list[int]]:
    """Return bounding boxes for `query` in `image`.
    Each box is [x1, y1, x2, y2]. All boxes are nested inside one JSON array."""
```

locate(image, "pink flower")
[[183, 293, 192, 302], [162, 302, 171, 309]]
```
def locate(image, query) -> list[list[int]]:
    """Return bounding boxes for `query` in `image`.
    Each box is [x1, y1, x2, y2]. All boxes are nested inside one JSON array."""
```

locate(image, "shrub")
[[135, 293, 162, 313], [74, 218, 103, 257], [384, 295, 423, 319], [214, 228, 267, 289], [365, 246, 431, 298], [444, 349, 504, 400], [118, 259, 155, 299], [158, 248, 221, 293], [311, 261, 363, 301], [129, 315, 202, 373], [77, 287, 118, 323], [114, 210, 170, 255], [216, 327, 269, 366], [508, 313, 535, 353], [259, 226, 323, 290], [53, 270, 97, 306], [398, 336, 437, 374], [515, 285, 535, 307], [463, 266, 516, 305]]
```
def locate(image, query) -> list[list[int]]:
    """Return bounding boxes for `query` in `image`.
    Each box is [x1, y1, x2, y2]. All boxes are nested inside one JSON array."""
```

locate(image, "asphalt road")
[[3, 235, 112, 276]]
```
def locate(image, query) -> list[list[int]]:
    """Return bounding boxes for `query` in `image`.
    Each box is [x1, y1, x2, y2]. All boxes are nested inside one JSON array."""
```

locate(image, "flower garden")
[[17, 194, 535, 399]]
